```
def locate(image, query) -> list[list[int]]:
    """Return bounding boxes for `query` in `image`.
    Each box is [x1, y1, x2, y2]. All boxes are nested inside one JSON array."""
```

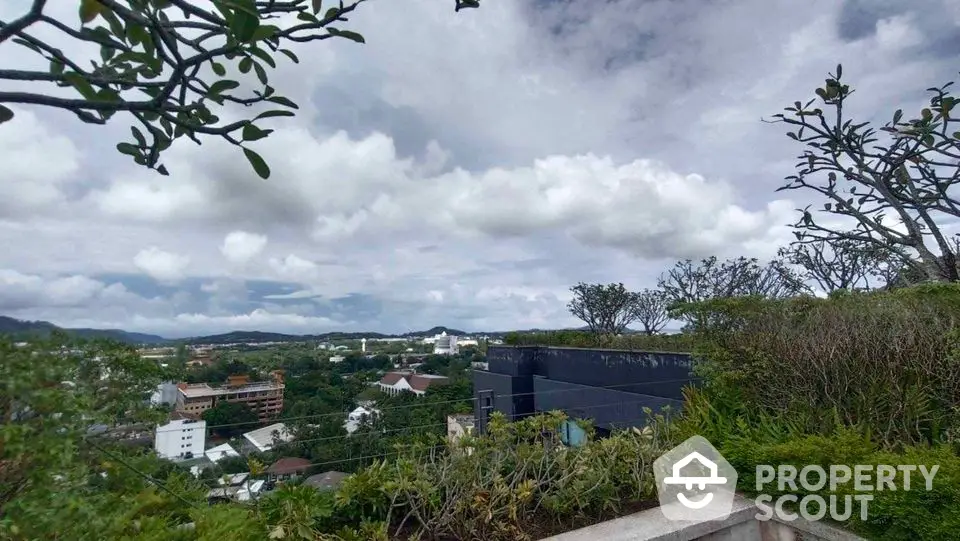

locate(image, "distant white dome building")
[[433, 332, 459, 355]]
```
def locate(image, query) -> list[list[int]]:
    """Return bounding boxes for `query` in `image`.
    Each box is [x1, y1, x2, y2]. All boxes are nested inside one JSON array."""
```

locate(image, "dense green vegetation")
[[504, 329, 695, 352], [670, 283, 960, 540]]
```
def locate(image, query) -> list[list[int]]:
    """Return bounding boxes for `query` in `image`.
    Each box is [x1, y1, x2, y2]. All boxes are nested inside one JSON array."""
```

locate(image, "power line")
[[157, 375, 697, 434]]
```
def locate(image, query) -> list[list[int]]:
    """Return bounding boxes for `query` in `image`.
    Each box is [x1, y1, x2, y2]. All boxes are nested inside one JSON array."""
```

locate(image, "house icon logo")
[[654, 435, 738, 522]]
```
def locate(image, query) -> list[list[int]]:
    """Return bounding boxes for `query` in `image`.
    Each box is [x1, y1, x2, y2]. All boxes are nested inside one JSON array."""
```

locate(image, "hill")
[[0, 316, 168, 345], [402, 326, 467, 337], [185, 327, 471, 344]]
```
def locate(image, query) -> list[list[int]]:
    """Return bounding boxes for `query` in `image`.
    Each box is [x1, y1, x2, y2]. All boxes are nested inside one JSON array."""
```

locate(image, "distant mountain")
[[0, 316, 168, 345], [1, 316, 510, 347], [402, 326, 467, 337], [185, 326, 472, 345], [183, 330, 304, 344]]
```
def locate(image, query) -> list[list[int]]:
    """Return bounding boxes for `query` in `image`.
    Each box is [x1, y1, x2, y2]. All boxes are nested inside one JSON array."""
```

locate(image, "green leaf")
[[208, 80, 240, 95], [239, 57, 253, 74], [312, 0, 323, 14], [279, 49, 299, 64], [116, 142, 140, 157], [131, 126, 147, 147], [212, 62, 226, 76], [242, 123, 271, 141], [324, 7, 340, 19], [297, 11, 320, 23], [230, 9, 260, 42], [256, 110, 296, 120], [267, 96, 298, 109], [64, 73, 98, 100], [328, 28, 365, 43], [250, 25, 279, 42], [953, 131, 960, 140], [248, 47, 276, 68], [50, 59, 65, 75], [835, 63, 842, 79], [157, 164, 169, 176], [0, 105, 13, 124], [243, 147, 271, 179], [79, 0, 101, 24], [253, 62, 268, 85]]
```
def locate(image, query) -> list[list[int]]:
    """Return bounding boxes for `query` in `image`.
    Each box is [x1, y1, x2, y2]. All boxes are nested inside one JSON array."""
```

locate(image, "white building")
[[154, 414, 206, 461], [241, 422, 294, 454], [344, 406, 380, 434], [378, 372, 449, 396], [205, 442, 240, 463], [329, 355, 345, 363], [433, 332, 459, 355], [150, 381, 179, 407]]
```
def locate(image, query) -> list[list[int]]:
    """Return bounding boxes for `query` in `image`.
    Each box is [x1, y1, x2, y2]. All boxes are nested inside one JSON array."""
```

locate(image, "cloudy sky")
[[1, 0, 957, 338]]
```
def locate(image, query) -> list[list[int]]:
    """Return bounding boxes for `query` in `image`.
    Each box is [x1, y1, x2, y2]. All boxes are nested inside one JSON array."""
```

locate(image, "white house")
[[154, 414, 206, 461], [378, 372, 449, 396], [329, 355, 345, 363], [241, 422, 294, 454], [344, 406, 380, 434]]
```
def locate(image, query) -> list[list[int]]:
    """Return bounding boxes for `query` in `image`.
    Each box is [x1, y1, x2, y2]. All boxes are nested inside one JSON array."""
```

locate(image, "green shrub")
[[503, 330, 694, 352], [335, 411, 669, 540], [680, 284, 960, 447], [719, 432, 960, 541]]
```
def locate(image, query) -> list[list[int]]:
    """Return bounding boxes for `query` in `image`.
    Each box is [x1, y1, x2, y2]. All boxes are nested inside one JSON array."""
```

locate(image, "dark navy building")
[[473, 345, 694, 434]]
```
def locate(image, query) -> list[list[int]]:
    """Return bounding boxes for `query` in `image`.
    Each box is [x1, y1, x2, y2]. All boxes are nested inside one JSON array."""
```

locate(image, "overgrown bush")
[[677, 284, 960, 447], [332, 411, 671, 540], [503, 330, 694, 352]]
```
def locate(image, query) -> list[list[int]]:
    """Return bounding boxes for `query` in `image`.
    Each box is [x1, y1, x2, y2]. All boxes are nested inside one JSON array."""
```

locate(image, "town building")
[[266, 457, 312, 482], [344, 405, 379, 434], [154, 412, 206, 461], [473, 346, 694, 435], [241, 422, 294, 454], [329, 355, 345, 363], [378, 371, 449, 396], [446, 414, 475, 444], [150, 381, 179, 407], [205, 442, 240, 463], [433, 331, 459, 355], [174, 372, 285, 422], [302, 471, 349, 491]]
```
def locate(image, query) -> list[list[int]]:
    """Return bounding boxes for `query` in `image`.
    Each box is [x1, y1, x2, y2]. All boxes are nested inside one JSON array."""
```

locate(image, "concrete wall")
[[540, 496, 865, 541], [475, 346, 694, 432], [533, 378, 682, 430]]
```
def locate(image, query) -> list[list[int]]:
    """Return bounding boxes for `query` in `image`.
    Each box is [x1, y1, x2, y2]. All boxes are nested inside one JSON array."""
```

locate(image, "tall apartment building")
[[175, 371, 285, 422]]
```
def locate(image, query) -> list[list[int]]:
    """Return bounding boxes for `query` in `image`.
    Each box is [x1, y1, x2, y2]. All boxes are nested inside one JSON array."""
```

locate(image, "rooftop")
[[242, 422, 294, 452], [266, 457, 312, 475], [178, 380, 283, 398], [205, 443, 239, 462], [302, 471, 349, 490]]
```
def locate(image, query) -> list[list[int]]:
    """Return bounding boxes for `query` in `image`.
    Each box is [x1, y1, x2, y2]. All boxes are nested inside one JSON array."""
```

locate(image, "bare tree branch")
[[771, 65, 960, 283], [631, 289, 669, 335]]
